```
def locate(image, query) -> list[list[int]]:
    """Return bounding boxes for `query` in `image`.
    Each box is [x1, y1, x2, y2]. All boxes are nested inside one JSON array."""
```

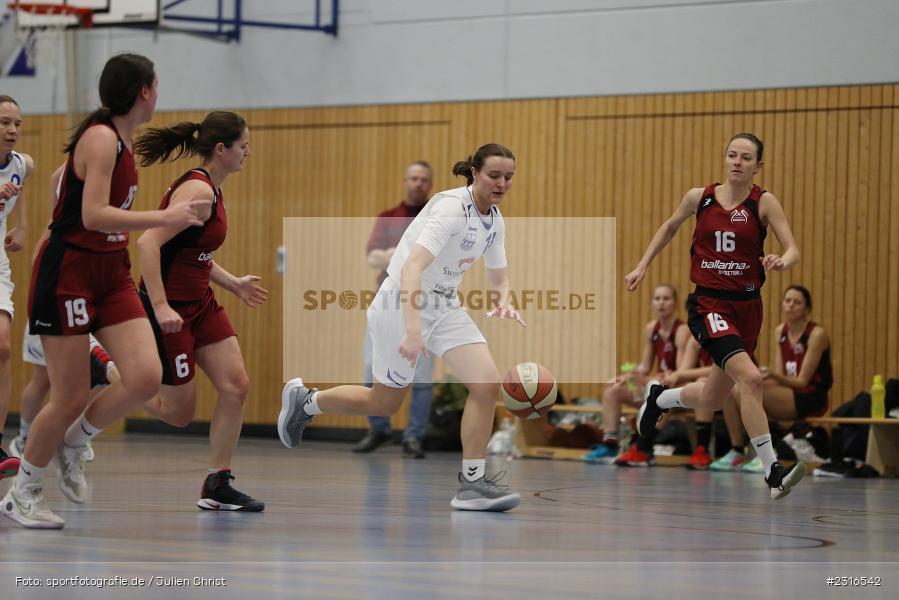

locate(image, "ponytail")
[[452, 156, 475, 185], [134, 121, 201, 167], [64, 107, 113, 154]]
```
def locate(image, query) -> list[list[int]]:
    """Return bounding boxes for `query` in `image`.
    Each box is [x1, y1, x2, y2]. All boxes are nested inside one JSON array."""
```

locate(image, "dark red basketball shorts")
[[29, 237, 146, 336], [687, 288, 763, 369], [142, 287, 235, 386]]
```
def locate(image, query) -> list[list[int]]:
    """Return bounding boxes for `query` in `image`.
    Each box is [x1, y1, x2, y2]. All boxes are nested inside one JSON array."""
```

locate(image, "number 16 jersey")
[[690, 183, 766, 294]]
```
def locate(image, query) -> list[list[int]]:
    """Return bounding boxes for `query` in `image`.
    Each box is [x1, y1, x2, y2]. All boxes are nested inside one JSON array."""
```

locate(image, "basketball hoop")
[[8, 2, 93, 69]]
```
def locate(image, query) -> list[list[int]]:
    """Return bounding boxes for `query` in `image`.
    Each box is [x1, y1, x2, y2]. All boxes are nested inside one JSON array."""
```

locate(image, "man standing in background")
[[354, 161, 435, 458]]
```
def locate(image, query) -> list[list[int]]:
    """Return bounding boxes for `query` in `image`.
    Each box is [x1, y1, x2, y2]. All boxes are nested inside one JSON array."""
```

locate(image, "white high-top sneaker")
[[1, 482, 65, 529]]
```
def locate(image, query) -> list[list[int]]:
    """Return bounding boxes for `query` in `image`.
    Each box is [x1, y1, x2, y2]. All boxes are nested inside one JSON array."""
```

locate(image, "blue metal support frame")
[[161, 0, 338, 42]]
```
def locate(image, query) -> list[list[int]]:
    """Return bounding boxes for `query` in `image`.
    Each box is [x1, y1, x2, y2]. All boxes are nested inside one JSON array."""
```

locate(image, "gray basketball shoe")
[[278, 378, 317, 448], [451, 471, 521, 512]]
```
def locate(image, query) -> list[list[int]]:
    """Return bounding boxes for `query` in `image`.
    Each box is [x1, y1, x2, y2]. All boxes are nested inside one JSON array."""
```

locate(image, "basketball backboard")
[[11, 1, 160, 29]]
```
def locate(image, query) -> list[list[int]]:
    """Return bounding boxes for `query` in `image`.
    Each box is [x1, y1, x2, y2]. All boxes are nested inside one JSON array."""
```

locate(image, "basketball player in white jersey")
[[0, 95, 32, 479], [279, 144, 525, 512]]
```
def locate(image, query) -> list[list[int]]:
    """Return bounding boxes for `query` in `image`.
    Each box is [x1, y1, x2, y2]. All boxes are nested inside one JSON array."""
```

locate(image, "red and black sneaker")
[[686, 445, 712, 470], [197, 470, 265, 512], [1, 448, 21, 480]]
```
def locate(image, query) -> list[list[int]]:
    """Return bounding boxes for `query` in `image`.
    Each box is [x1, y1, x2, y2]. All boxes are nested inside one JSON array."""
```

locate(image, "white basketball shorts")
[[367, 278, 485, 388]]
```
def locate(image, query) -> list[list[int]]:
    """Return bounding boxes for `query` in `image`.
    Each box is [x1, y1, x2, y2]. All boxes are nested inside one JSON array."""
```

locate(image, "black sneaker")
[[351, 430, 392, 453], [636, 379, 668, 437], [766, 461, 806, 499], [402, 438, 426, 459], [812, 460, 851, 478], [197, 470, 265, 512]]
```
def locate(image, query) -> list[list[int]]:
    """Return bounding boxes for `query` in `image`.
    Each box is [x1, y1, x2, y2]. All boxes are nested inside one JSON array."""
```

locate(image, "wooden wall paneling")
[[884, 89, 898, 379], [821, 88, 840, 402], [889, 88, 899, 377], [863, 87, 882, 396], [856, 87, 874, 387]]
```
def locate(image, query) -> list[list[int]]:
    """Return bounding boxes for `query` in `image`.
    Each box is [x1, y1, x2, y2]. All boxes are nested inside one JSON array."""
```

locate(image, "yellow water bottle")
[[871, 374, 885, 419]]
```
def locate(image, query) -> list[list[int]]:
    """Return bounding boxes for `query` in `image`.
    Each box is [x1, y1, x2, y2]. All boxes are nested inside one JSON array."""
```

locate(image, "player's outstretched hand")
[[761, 254, 786, 271], [624, 265, 646, 291], [486, 304, 527, 327], [233, 275, 268, 308]]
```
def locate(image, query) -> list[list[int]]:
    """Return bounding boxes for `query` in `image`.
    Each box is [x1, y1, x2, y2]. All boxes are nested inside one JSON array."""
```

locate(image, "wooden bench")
[[806, 417, 899, 475]]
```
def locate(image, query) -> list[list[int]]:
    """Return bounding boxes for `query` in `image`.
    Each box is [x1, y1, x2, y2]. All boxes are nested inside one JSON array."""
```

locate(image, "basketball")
[[501, 362, 558, 420]]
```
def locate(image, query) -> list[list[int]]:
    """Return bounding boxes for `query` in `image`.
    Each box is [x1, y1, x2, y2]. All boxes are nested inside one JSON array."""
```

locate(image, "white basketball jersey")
[[386, 186, 507, 298], [0, 151, 27, 237]]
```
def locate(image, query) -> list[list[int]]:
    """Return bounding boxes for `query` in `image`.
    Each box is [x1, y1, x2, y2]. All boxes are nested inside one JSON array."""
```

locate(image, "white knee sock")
[[462, 459, 486, 482], [302, 391, 323, 416], [64, 414, 102, 448], [657, 388, 686, 409], [750, 434, 778, 475], [19, 419, 31, 438]]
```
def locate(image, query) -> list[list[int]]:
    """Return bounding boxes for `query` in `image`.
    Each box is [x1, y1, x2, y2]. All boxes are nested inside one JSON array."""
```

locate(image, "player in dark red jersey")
[[1, 54, 208, 530], [584, 284, 689, 466], [763, 285, 832, 419], [625, 133, 805, 499], [72, 111, 265, 512]]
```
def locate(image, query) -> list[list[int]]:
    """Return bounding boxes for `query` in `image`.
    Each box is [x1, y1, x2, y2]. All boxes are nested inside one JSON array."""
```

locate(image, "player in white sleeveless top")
[[279, 144, 525, 512], [0, 95, 33, 479]]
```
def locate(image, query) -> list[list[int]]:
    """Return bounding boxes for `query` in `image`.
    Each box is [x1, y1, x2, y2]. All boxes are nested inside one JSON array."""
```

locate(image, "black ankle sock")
[[696, 422, 712, 449]]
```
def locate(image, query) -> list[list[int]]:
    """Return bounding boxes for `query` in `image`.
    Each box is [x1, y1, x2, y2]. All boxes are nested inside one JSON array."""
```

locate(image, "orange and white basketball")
[[501, 362, 557, 420]]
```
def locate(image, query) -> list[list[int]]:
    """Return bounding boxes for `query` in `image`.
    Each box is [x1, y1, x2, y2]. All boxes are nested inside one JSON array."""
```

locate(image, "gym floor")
[[1, 432, 896, 599]]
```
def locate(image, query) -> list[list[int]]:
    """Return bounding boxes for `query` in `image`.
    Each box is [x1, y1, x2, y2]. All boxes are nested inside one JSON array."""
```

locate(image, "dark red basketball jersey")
[[779, 321, 833, 394], [651, 319, 682, 373], [690, 183, 767, 293], [50, 124, 138, 252], [698, 348, 714, 367], [143, 169, 226, 302]]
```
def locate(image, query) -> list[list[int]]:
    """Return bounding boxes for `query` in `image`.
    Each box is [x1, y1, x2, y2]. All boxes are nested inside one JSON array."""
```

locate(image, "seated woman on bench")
[[585, 284, 689, 466]]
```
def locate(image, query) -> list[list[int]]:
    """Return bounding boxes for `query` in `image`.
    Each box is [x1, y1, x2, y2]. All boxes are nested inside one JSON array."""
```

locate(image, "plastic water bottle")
[[871, 374, 885, 419]]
